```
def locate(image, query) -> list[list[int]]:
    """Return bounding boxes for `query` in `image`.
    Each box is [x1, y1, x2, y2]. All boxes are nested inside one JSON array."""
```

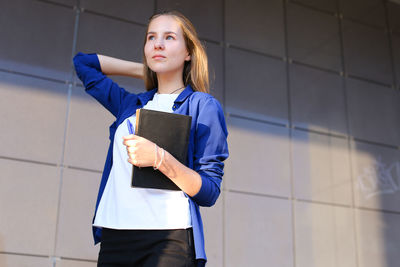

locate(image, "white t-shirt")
[[93, 93, 192, 229]]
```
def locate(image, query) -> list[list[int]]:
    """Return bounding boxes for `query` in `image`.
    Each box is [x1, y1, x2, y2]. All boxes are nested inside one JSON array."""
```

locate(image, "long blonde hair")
[[143, 11, 209, 93]]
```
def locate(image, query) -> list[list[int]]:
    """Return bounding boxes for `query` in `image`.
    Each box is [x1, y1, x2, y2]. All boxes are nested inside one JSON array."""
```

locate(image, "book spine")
[[135, 108, 141, 135]]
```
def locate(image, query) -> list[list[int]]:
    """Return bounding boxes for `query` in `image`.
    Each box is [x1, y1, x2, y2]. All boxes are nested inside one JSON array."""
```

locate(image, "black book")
[[132, 108, 192, 190]]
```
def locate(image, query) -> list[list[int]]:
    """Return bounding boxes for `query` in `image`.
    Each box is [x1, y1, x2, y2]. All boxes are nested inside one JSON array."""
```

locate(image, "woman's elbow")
[[202, 191, 220, 207], [192, 175, 221, 207]]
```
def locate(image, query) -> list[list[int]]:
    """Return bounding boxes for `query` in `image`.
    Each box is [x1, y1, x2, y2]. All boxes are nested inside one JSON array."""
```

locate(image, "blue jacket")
[[73, 52, 229, 263]]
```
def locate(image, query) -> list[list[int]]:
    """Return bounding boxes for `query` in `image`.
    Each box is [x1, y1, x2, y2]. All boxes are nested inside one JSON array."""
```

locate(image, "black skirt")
[[97, 228, 197, 267]]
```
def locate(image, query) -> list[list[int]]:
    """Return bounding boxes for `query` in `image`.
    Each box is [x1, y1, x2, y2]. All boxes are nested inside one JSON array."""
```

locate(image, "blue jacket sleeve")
[[191, 97, 229, 207], [73, 52, 133, 117]]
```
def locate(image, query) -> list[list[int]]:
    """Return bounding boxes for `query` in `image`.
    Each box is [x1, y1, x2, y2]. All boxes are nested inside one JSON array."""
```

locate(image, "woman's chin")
[[148, 64, 166, 73], [150, 67, 183, 76]]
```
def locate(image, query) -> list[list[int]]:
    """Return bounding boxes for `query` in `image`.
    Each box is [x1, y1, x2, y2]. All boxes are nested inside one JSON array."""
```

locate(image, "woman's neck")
[[156, 72, 185, 94]]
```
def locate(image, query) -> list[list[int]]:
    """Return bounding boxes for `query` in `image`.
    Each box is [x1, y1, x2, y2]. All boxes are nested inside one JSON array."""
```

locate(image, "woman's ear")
[[185, 53, 191, 61]]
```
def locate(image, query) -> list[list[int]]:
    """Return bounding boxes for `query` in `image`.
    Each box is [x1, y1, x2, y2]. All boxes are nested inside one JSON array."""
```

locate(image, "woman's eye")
[[147, 35, 155, 40], [166, 35, 174, 40]]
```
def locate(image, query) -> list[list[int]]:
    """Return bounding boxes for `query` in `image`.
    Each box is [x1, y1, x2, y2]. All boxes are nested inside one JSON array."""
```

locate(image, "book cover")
[[132, 108, 192, 190]]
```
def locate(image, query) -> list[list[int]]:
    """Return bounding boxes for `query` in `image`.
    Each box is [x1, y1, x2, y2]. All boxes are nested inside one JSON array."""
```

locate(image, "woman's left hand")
[[122, 134, 156, 167]]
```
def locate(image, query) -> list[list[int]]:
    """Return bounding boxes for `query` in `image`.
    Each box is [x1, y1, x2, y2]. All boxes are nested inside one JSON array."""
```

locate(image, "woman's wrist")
[[156, 149, 202, 197], [153, 144, 165, 170]]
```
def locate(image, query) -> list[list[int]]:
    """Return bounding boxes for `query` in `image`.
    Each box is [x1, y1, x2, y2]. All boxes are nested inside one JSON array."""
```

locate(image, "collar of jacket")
[[174, 85, 194, 104]]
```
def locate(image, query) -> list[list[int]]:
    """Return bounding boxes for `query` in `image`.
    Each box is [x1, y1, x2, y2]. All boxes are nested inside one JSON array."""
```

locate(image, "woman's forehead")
[[148, 15, 182, 34]]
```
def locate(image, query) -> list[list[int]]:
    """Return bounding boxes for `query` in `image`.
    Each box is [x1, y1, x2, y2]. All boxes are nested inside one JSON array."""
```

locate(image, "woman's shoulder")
[[190, 91, 221, 106], [190, 91, 222, 112]]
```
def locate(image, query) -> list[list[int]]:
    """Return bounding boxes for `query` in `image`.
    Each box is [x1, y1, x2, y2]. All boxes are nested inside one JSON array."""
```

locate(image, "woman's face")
[[144, 15, 191, 76]]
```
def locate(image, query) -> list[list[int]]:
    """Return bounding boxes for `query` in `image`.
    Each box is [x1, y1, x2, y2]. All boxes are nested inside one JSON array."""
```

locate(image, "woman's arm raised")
[[98, 54, 144, 79]]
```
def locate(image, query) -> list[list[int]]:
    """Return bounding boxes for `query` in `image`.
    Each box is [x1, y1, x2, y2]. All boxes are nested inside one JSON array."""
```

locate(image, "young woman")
[[74, 11, 228, 267]]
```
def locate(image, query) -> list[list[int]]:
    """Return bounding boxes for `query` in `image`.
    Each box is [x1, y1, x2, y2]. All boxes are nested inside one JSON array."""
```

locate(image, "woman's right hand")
[[122, 134, 157, 168], [97, 54, 144, 79]]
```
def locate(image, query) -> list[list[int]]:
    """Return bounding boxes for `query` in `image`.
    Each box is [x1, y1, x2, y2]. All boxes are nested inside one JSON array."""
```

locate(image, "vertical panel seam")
[[384, 0, 398, 90], [52, 2, 80, 259], [337, 0, 360, 266], [283, 1, 297, 267]]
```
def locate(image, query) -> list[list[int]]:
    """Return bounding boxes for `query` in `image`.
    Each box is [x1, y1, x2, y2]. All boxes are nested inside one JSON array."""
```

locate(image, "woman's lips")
[[152, 55, 166, 59]]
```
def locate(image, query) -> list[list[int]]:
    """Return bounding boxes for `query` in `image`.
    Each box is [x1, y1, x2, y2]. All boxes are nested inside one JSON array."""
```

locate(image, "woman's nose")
[[154, 39, 164, 49]]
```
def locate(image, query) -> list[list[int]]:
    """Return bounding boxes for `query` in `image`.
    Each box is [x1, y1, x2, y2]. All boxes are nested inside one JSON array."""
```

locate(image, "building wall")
[[0, 0, 399, 266]]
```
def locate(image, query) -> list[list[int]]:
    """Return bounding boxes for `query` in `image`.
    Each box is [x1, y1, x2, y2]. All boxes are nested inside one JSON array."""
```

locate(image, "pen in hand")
[[127, 119, 134, 135]]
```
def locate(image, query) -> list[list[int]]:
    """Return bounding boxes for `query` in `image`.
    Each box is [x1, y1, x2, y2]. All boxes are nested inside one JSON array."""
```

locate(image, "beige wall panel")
[[0, 72, 68, 164], [287, 3, 341, 71], [157, 0, 223, 42], [55, 168, 101, 260], [340, 0, 386, 27], [76, 12, 146, 92], [205, 42, 224, 104], [225, 192, 293, 267], [292, 130, 352, 205], [0, 0, 75, 81], [225, 0, 284, 56], [56, 258, 97, 267], [0, 159, 60, 255], [76, 12, 145, 62], [201, 192, 224, 267], [225, 116, 291, 197], [394, 35, 400, 88], [0, 254, 52, 267], [356, 209, 400, 267], [388, 2, 400, 34], [63, 86, 114, 171], [225, 48, 288, 124], [343, 20, 393, 85], [351, 141, 400, 213], [80, 0, 154, 25], [347, 78, 400, 147], [295, 202, 357, 267], [290, 64, 347, 135]]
